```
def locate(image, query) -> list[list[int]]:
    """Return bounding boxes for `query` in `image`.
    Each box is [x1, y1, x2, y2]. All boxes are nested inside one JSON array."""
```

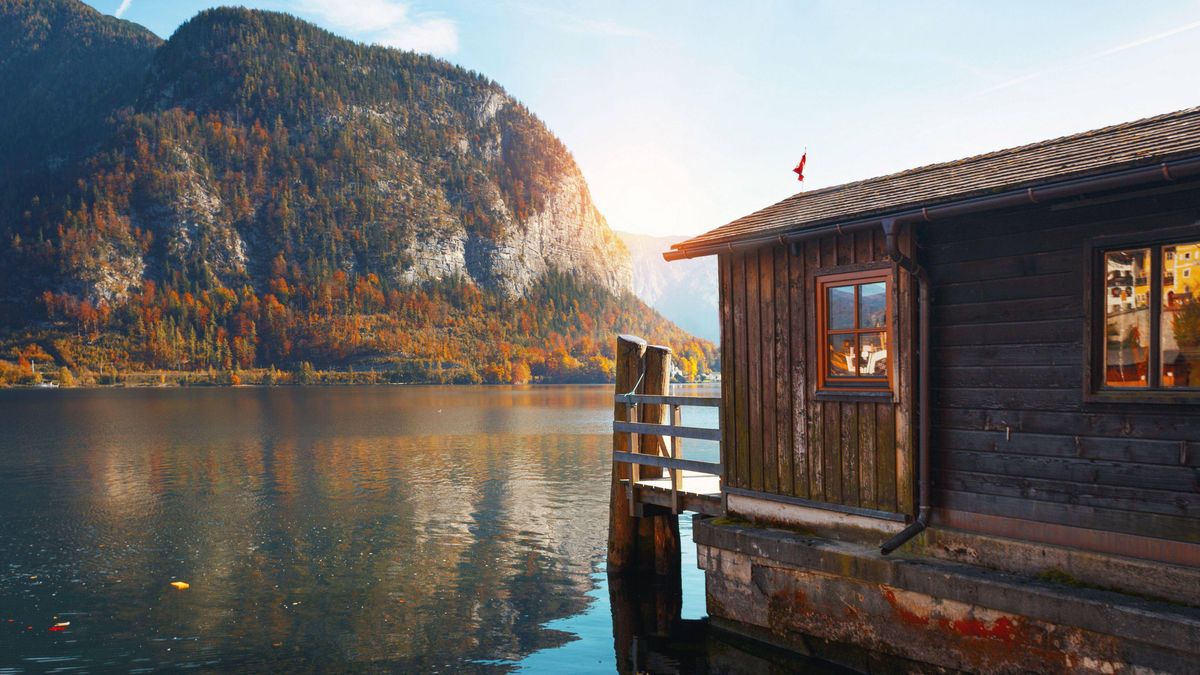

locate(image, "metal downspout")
[[881, 218, 931, 555]]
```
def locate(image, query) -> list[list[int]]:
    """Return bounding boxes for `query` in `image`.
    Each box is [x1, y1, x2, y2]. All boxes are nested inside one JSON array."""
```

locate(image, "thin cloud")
[[1091, 18, 1200, 58], [291, 0, 458, 55], [114, 0, 132, 18], [975, 18, 1200, 96], [976, 70, 1045, 96]]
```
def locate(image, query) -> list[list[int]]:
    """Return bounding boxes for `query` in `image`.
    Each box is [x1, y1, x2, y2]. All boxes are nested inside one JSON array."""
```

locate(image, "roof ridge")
[[673, 104, 1200, 252], [788, 106, 1200, 203]]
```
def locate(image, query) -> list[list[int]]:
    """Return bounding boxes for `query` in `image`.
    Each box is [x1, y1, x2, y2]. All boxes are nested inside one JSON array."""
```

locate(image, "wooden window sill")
[[813, 389, 897, 403]]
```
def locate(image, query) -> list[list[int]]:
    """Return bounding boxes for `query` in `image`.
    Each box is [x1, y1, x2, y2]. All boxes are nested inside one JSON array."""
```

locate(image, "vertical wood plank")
[[842, 402, 860, 506], [733, 252, 750, 490], [719, 254, 735, 490], [775, 246, 793, 496], [837, 229, 853, 266], [859, 402, 877, 510], [895, 227, 915, 514], [855, 229, 872, 264], [761, 247, 778, 494], [790, 241, 810, 499], [824, 400, 841, 504], [877, 403, 897, 512], [746, 249, 763, 492], [821, 235, 836, 271], [807, 240, 825, 501]]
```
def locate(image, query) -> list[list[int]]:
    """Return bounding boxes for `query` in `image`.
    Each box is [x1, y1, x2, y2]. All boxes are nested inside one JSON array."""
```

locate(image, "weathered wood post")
[[608, 339, 682, 672], [609, 337, 681, 582], [640, 345, 681, 580], [608, 334, 646, 575]]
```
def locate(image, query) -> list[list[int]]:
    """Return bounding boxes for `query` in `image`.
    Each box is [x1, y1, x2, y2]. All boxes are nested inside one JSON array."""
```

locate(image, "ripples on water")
[[0, 385, 719, 672]]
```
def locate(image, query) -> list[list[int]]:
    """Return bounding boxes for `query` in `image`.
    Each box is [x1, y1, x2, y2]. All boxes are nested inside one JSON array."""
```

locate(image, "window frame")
[[816, 268, 895, 395], [1084, 226, 1200, 404]]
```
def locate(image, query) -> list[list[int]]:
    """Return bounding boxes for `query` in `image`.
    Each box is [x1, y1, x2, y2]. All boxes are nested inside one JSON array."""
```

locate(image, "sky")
[[85, 0, 1200, 238]]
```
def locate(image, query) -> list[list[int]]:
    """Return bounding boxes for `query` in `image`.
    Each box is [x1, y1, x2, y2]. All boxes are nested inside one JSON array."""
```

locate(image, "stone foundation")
[[696, 519, 1200, 674]]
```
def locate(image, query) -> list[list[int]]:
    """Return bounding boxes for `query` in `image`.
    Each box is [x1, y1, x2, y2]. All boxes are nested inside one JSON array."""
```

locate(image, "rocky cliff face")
[[376, 91, 630, 298], [2, 4, 631, 307], [469, 171, 631, 298]]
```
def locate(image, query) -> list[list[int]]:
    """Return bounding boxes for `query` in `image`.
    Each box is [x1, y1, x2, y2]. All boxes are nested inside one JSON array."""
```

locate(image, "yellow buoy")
[[170, 581, 190, 590]]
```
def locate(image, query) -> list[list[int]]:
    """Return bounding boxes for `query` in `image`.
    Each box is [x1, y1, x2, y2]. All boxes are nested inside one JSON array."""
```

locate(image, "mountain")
[[0, 2, 714, 385], [0, 0, 160, 177], [618, 232, 719, 343]]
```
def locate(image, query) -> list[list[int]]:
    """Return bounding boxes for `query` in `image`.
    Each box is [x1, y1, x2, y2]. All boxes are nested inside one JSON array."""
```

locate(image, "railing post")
[[627, 400, 638, 516], [608, 335, 647, 576], [670, 404, 682, 514]]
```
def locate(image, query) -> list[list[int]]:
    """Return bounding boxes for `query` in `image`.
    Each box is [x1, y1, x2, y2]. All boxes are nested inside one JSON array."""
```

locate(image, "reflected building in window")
[[1162, 241, 1200, 388]]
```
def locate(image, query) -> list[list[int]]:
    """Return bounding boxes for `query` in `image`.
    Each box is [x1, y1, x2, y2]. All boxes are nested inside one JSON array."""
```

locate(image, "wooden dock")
[[608, 335, 723, 578], [629, 472, 721, 517]]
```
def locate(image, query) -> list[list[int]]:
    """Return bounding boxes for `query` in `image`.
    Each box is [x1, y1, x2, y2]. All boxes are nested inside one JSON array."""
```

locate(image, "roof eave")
[[664, 154, 1200, 262]]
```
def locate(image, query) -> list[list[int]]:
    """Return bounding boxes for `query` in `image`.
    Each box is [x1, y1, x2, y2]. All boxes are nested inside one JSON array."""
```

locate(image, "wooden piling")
[[609, 337, 682, 580], [608, 334, 647, 575], [641, 345, 680, 580]]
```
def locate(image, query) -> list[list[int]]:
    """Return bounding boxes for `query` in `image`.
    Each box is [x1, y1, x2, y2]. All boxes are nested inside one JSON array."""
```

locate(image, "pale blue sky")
[[87, 1, 1200, 237]]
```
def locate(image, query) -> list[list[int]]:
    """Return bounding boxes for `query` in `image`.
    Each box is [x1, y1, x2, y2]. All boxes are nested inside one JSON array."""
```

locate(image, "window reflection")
[[1162, 241, 1200, 388], [859, 282, 886, 328], [1104, 249, 1150, 387], [828, 286, 855, 330], [860, 333, 887, 376], [828, 333, 856, 377]]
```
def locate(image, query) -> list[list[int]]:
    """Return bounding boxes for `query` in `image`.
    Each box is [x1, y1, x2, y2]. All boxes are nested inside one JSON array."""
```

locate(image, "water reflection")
[[0, 386, 619, 672]]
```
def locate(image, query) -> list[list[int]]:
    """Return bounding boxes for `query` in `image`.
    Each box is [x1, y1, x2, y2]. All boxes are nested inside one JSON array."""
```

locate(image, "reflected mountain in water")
[[0, 386, 618, 671]]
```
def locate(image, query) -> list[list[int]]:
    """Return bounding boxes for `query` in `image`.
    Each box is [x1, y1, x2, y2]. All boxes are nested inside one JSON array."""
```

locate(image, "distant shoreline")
[[0, 369, 720, 390]]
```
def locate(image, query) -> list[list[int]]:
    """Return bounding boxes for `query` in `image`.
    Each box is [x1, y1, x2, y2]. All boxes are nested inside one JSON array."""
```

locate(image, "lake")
[[0, 385, 823, 672]]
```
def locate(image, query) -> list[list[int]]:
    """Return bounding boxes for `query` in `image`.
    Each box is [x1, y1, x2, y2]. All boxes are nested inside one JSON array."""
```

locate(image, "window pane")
[[859, 332, 887, 377], [859, 282, 886, 328], [1104, 249, 1150, 387], [827, 333, 856, 377], [1162, 241, 1200, 388], [828, 286, 855, 330]]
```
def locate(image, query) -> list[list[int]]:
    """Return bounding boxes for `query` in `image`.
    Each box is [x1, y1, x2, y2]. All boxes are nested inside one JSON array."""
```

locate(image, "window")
[[817, 269, 892, 391], [1100, 239, 1200, 391]]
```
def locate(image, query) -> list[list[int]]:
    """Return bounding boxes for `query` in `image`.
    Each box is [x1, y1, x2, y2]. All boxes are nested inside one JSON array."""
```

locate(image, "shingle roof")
[[672, 105, 1200, 253]]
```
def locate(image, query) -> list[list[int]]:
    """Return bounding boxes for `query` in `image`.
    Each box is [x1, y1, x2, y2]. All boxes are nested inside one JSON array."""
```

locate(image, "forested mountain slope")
[[0, 2, 714, 385]]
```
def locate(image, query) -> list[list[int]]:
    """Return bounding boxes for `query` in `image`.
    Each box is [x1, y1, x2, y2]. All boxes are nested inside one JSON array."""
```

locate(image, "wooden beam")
[[612, 451, 722, 475], [613, 421, 722, 442], [613, 394, 722, 407]]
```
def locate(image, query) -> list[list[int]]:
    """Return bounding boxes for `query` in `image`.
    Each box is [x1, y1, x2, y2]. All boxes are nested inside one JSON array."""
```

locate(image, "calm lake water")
[[0, 384, 774, 673]]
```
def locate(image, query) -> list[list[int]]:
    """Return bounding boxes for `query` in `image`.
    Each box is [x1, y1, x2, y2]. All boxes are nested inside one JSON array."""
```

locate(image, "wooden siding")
[[719, 228, 915, 515], [923, 187, 1200, 544]]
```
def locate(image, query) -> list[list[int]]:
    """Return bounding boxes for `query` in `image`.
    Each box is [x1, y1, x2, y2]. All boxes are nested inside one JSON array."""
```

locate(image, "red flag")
[[793, 152, 807, 182]]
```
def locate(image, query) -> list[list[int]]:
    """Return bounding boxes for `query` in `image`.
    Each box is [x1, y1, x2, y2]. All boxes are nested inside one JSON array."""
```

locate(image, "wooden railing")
[[612, 393, 721, 514]]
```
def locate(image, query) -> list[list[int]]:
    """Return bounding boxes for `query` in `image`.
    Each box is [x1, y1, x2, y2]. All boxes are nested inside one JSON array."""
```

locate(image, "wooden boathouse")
[[611, 107, 1200, 673]]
